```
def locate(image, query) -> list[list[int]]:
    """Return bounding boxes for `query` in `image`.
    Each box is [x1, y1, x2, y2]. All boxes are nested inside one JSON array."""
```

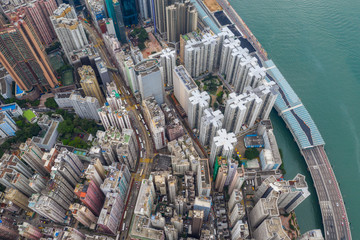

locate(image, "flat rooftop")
[[214, 11, 231, 26], [174, 65, 197, 91]]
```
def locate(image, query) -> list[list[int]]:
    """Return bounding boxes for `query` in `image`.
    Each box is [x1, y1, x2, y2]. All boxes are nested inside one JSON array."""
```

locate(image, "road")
[[83, 21, 157, 239], [302, 147, 351, 240]]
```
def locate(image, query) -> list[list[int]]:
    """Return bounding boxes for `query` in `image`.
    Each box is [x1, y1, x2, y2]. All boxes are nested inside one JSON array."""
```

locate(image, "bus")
[[135, 105, 138, 110], [140, 151, 143, 158], [141, 143, 144, 149], [139, 169, 144, 177], [123, 211, 127, 219], [135, 129, 139, 135], [122, 223, 126, 231], [124, 100, 128, 105]]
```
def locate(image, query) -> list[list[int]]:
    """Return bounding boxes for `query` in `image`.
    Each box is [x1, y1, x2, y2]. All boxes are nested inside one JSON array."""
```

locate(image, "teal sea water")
[[229, 0, 360, 237]]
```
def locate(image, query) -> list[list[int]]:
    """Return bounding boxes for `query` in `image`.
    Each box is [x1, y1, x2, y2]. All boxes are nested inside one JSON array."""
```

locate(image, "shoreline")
[[201, 0, 352, 238]]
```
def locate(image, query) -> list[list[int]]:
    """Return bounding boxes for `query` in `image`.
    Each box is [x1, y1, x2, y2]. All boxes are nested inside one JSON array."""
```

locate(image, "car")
[[336, 203, 339, 207]]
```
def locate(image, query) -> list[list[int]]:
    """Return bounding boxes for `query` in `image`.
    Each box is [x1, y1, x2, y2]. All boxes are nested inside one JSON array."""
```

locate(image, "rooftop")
[[130, 215, 164, 240], [174, 65, 197, 91], [23, 110, 36, 122], [134, 59, 159, 74]]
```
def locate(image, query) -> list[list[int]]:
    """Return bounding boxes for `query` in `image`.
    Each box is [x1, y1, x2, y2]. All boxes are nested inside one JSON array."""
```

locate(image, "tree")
[[216, 91, 224, 104], [45, 97, 59, 109], [213, 102, 218, 109], [30, 100, 40, 106], [245, 148, 259, 160]]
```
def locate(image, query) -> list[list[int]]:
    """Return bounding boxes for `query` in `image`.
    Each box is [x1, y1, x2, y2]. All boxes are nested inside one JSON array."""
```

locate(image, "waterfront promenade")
[[215, 0, 352, 239]]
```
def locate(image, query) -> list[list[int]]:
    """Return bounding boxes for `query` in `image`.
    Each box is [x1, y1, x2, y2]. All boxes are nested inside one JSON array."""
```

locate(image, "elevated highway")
[[264, 60, 351, 240]]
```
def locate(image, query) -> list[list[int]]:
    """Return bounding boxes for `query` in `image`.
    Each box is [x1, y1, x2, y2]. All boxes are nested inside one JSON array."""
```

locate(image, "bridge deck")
[[302, 147, 351, 240], [264, 60, 351, 240]]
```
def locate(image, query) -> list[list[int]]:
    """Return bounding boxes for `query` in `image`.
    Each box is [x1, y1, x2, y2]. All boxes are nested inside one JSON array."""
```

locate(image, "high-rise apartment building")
[[161, 103, 185, 141], [173, 65, 198, 114], [250, 191, 279, 228], [28, 193, 67, 223], [168, 136, 199, 175], [228, 166, 245, 195], [164, 224, 177, 240], [0, 112, 17, 137], [95, 57, 111, 85], [231, 220, 249, 240], [78, 65, 105, 105], [190, 210, 203, 237], [57, 227, 86, 239], [199, 108, 224, 146], [85, 159, 106, 187], [188, 90, 210, 129], [223, 83, 278, 133], [153, 0, 170, 35], [154, 171, 168, 195], [0, 217, 20, 240], [160, 48, 176, 86], [69, 203, 98, 228], [100, 163, 130, 201], [116, 128, 138, 170], [74, 180, 105, 216], [119, 0, 138, 26], [69, 92, 101, 121], [0, 153, 33, 179], [97, 192, 124, 235], [4, 188, 30, 211], [52, 148, 84, 186], [51, 4, 89, 60], [104, 0, 126, 43], [134, 177, 156, 218], [142, 96, 166, 150], [252, 217, 290, 240], [197, 158, 211, 197], [228, 189, 243, 213], [29, 174, 47, 192], [0, 15, 58, 92], [254, 174, 310, 213], [138, 0, 153, 20], [18, 222, 43, 240], [166, 1, 197, 43], [168, 175, 177, 203], [209, 129, 237, 168], [194, 196, 211, 220], [229, 203, 245, 228], [214, 162, 227, 192], [184, 33, 218, 78], [135, 59, 165, 104], [14, 0, 58, 46], [98, 89, 131, 130], [19, 138, 47, 176]]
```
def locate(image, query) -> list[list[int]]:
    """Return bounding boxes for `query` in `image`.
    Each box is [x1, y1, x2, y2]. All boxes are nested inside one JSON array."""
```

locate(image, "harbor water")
[[229, 0, 360, 237]]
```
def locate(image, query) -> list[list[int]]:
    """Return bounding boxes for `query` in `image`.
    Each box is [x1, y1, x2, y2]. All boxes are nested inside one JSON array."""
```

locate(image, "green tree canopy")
[[245, 148, 260, 160], [45, 97, 59, 109]]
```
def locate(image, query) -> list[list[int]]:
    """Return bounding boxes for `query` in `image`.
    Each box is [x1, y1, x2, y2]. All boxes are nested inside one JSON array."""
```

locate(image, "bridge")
[[264, 60, 351, 240]]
